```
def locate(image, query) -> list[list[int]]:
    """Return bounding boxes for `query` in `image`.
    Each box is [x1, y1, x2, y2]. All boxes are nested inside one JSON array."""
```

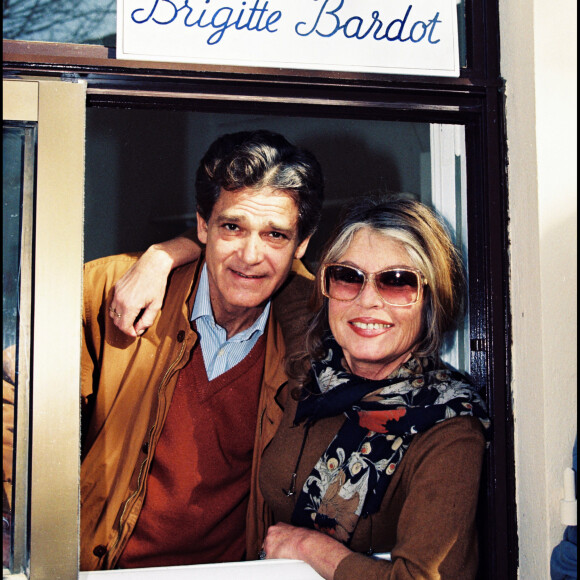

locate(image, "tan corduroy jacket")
[[80, 253, 314, 571]]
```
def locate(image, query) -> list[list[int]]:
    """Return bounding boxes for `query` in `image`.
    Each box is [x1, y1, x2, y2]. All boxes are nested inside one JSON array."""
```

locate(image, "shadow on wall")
[[300, 132, 401, 269], [84, 114, 409, 265]]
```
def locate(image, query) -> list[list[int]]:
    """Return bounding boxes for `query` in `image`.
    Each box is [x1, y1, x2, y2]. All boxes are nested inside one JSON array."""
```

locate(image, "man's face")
[[197, 187, 310, 336]]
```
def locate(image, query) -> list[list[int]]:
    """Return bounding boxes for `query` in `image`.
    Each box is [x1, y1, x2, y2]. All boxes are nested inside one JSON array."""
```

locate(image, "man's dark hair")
[[195, 130, 324, 242]]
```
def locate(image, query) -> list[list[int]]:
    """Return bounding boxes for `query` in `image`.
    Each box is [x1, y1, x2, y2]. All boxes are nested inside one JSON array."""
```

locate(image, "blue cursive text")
[[131, 0, 282, 45], [295, 0, 442, 44]]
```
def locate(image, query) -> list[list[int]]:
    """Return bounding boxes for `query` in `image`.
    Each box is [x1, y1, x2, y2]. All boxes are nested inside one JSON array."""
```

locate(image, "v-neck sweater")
[[119, 334, 266, 568]]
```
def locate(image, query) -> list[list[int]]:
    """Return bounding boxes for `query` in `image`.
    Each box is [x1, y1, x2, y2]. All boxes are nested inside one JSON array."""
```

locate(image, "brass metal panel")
[[3, 80, 38, 121], [13, 79, 86, 580]]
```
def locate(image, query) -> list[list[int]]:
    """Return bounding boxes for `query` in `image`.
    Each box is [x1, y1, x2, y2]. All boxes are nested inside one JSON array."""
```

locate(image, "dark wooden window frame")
[[3, 0, 516, 577]]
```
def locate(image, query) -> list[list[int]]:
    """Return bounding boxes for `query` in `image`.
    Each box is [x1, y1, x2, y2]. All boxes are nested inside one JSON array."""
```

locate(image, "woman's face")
[[327, 228, 424, 380]]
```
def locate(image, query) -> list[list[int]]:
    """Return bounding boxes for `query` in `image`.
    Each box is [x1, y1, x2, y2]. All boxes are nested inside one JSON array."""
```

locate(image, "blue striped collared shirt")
[[191, 264, 271, 380]]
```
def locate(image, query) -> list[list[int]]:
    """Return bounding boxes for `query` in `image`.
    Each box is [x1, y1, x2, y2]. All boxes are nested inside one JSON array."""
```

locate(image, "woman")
[[258, 196, 490, 579]]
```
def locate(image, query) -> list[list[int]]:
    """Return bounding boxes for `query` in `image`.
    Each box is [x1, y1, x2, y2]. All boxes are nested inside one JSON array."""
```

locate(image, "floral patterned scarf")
[[290, 336, 490, 545]]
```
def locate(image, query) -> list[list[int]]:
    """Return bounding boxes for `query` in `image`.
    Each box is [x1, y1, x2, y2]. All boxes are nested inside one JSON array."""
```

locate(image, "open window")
[[83, 110, 469, 369], [3, 0, 515, 575]]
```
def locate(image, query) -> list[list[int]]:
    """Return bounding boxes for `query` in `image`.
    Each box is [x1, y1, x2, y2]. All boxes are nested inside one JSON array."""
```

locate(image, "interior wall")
[[84, 110, 431, 267], [500, 0, 578, 576]]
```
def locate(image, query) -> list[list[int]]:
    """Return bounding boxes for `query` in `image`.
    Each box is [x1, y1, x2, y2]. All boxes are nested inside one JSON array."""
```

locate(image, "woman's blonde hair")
[[289, 195, 466, 386]]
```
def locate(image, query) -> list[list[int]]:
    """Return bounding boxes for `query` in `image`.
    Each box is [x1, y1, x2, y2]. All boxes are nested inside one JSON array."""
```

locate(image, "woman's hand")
[[110, 237, 200, 337], [262, 522, 351, 580]]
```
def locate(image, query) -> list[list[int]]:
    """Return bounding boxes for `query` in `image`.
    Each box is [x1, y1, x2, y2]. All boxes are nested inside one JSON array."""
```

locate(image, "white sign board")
[[117, 0, 460, 77]]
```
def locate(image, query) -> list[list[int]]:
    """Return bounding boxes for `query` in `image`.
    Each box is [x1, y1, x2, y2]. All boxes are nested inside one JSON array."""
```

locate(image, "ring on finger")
[[258, 549, 267, 560], [109, 306, 122, 319]]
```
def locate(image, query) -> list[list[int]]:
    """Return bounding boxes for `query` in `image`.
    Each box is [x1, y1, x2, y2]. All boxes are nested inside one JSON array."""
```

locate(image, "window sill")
[[79, 559, 323, 579]]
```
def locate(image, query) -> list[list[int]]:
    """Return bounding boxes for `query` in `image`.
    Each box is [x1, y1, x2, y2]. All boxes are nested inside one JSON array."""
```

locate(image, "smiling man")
[[197, 187, 310, 339], [79, 131, 324, 571]]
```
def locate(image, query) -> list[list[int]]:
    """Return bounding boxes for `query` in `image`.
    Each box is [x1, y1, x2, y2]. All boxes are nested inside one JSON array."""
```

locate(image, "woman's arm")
[[336, 417, 485, 580], [110, 235, 201, 337], [263, 417, 485, 580], [262, 522, 351, 580]]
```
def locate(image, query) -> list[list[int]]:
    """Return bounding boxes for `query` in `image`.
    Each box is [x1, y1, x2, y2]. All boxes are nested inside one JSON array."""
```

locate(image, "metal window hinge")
[[61, 73, 81, 83]]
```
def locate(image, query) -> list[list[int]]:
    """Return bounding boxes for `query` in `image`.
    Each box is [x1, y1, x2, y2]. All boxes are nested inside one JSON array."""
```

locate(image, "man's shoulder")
[[274, 260, 315, 309], [290, 258, 316, 282], [83, 253, 144, 294], [271, 260, 315, 356]]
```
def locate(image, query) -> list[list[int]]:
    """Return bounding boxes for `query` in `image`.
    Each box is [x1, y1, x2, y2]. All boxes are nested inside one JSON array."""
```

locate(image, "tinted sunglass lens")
[[325, 266, 422, 305], [376, 270, 419, 305], [378, 270, 419, 288], [326, 266, 364, 299]]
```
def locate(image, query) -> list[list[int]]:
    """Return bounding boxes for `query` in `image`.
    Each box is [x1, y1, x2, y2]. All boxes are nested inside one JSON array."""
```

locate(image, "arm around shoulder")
[[110, 234, 201, 337]]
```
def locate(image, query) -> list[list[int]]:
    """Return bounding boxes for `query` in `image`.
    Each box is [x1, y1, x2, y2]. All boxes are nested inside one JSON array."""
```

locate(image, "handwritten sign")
[[117, 0, 459, 77]]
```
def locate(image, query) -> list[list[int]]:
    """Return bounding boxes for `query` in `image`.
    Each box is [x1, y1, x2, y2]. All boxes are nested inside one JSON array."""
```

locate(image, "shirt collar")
[[191, 264, 271, 341]]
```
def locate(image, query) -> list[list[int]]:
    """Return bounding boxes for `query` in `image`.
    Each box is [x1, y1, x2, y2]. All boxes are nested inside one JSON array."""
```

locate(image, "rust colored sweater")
[[260, 383, 486, 580], [119, 334, 266, 568]]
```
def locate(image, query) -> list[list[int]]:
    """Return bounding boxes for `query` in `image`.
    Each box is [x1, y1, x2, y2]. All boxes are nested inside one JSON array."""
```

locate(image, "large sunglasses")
[[321, 263, 427, 307]]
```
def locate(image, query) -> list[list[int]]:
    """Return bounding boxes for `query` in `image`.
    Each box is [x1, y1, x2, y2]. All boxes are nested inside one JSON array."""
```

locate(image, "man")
[[80, 130, 324, 570]]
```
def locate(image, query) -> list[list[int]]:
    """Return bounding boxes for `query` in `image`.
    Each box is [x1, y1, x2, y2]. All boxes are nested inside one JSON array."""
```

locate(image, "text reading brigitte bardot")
[[130, 0, 444, 47]]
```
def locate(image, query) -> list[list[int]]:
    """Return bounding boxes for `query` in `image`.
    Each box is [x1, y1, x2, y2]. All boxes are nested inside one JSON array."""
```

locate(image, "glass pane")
[[426, 124, 469, 372], [3, 122, 36, 576], [2, 0, 116, 45]]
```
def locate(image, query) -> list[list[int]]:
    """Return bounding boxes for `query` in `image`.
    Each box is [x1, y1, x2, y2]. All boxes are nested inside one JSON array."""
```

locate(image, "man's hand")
[[110, 237, 201, 337]]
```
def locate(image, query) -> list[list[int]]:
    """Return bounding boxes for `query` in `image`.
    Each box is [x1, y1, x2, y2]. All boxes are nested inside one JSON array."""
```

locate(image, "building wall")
[[500, 0, 577, 576]]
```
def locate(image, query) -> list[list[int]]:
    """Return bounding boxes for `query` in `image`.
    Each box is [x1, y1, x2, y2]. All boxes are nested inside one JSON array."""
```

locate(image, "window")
[[3, 0, 515, 575], [3, 121, 35, 577]]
